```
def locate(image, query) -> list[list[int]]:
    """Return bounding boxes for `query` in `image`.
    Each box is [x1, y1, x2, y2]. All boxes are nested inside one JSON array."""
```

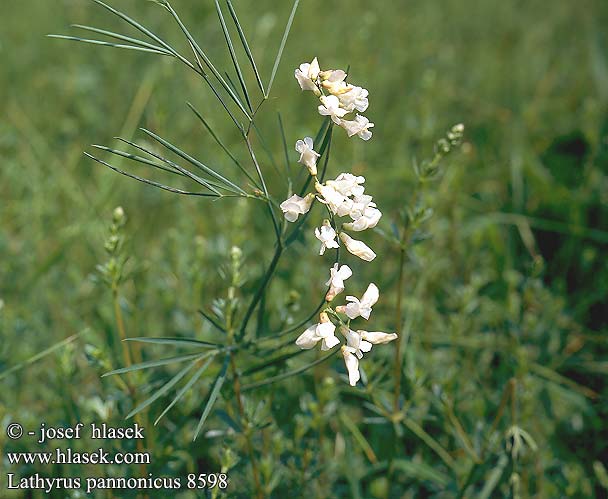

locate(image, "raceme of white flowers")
[[286, 57, 396, 386], [295, 57, 374, 140]]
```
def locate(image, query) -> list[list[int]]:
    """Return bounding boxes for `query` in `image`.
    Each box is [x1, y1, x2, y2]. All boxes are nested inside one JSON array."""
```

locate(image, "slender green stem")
[[238, 243, 283, 341]]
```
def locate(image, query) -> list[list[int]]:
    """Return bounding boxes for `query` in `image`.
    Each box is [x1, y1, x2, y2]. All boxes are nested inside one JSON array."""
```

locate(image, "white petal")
[[322, 335, 341, 350], [360, 331, 398, 344], [339, 233, 376, 262], [295, 325, 319, 349], [361, 283, 379, 307], [342, 346, 360, 386]]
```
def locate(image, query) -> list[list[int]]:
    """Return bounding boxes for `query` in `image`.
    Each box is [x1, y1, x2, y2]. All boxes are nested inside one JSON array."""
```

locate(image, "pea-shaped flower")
[[295, 137, 320, 176], [295, 57, 320, 92], [280, 193, 315, 222], [337, 283, 379, 320], [340, 114, 375, 141], [315, 220, 339, 255], [325, 263, 353, 301]]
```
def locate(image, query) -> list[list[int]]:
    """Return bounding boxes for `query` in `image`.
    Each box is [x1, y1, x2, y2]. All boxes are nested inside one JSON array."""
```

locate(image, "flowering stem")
[[238, 242, 283, 341]]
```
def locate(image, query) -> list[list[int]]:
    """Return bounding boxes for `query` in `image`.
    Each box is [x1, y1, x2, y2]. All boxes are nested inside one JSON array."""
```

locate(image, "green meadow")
[[1, 0, 607, 497]]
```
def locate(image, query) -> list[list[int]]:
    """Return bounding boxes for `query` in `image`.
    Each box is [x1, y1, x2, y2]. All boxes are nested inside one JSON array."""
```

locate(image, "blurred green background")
[[1, 0, 607, 497]]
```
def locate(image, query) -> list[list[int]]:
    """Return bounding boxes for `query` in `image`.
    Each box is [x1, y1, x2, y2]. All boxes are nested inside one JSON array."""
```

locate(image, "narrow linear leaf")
[[92, 144, 182, 176], [391, 459, 451, 487], [154, 355, 216, 425], [84, 152, 217, 197], [403, 416, 457, 471], [89, 0, 196, 70], [118, 134, 223, 195], [127, 359, 201, 419], [339, 411, 378, 464], [242, 350, 336, 391], [187, 102, 260, 188], [140, 128, 247, 196], [266, 0, 300, 96], [187, 43, 245, 134], [252, 121, 283, 182], [102, 352, 204, 377], [242, 349, 305, 376], [198, 309, 226, 333], [47, 35, 169, 55], [226, 0, 265, 94], [215, 0, 252, 111], [277, 113, 292, 189], [162, 1, 251, 120], [477, 454, 509, 499], [70, 24, 171, 54], [193, 353, 230, 441], [125, 337, 220, 348]]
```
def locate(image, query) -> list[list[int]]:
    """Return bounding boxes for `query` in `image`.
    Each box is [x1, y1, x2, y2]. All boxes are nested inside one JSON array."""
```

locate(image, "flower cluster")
[[295, 57, 374, 140], [285, 57, 395, 386], [279, 138, 381, 262], [296, 266, 397, 386]]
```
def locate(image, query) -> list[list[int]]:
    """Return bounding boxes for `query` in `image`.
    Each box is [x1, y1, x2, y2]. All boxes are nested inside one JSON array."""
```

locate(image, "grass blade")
[[215, 0, 253, 112], [226, 0, 265, 94], [391, 459, 451, 486], [127, 359, 202, 419], [70, 24, 172, 54], [102, 352, 204, 377], [154, 355, 216, 425], [266, 0, 300, 97], [84, 152, 218, 197], [193, 353, 230, 440], [47, 35, 169, 55], [124, 337, 220, 348], [0, 330, 86, 381], [139, 128, 248, 196]]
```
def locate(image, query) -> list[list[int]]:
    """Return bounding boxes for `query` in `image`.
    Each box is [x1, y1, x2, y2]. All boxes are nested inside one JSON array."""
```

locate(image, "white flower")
[[326, 173, 366, 197], [342, 327, 373, 359], [339, 283, 379, 320], [318, 95, 348, 124], [320, 70, 348, 95], [337, 85, 369, 113], [316, 313, 341, 350], [295, 57, 320, 92], [315, 220, 339, 255], [295, 137, 320, 176], [339, 232, 376, 261], [340, 114, 375, 140], [315, 182, 349, 216], [344, 205, 382, 231], [280, 193, 315, 222], [325, 263, 352, 301], [295, 313, 340, 350], [360, 330, 398, 345], [295, 324, 318, 349], [341, 345, 360, 386]]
